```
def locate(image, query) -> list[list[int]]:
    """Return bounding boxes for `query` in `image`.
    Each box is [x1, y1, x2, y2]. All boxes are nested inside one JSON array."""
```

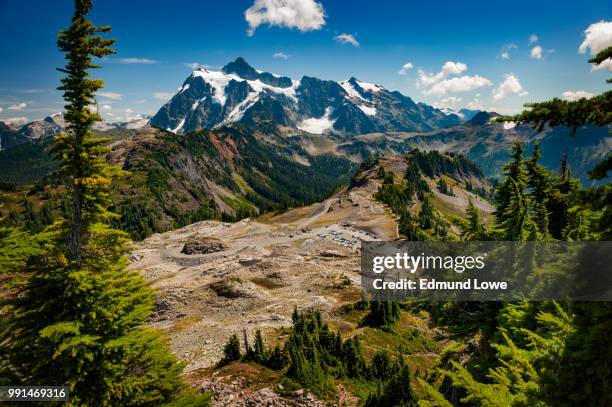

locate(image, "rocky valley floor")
[[129, 157, 492, 405]]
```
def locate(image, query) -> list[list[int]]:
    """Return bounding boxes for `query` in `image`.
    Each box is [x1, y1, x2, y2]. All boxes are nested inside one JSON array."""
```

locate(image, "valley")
[[128, 155, 492, 405]]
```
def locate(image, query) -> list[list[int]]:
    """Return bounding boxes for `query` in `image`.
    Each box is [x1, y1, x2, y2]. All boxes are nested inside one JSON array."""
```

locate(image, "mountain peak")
[[222, 57, 258, 80], [467, 111, 501, 126]]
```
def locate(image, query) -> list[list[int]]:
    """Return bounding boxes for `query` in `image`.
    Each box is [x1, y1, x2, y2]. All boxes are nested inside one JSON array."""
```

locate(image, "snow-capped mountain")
[[150, 57, 467, 136], [0, 113, 151, 150], [18, 113, 67, 140]]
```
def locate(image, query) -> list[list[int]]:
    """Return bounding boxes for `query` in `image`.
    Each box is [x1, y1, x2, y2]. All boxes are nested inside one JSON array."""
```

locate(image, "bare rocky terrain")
[[129, 156, 492, 405]]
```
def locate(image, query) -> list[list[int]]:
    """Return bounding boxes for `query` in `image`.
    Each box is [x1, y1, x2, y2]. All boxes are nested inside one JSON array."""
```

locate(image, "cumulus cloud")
[[579, 21, 612, 71], [579, 20, 612, 55], [500, 52, 510, 60], [334, 33, 359, 47], [101, 104, 112, 110], [398, 62, 414, 75], [416, 61, 490, 96], [561, 90, 595, 101], [125, 108, 134, 114], [437, 96, 462, 108], [120, 58, 156, 64], [529, 34, 539, 44], [245, 0, 325, 36], [492, 74, 528, 100], [98, 92, 123, 101], [4, 117, 29, 127], [153, 92, 175, 100], [593, 58, 612, 71], [273, 51, 290, 59], [530, 45, 543, 59], [417, 61, 468, 87], [424, 75, 492, 96], [8, 102, 27, 110]]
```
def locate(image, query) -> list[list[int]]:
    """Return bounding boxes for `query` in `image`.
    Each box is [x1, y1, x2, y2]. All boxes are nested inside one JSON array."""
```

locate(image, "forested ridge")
[[0, 125, 356, 240]]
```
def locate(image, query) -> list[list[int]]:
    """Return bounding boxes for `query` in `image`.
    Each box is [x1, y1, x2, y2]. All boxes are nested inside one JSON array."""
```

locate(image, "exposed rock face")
[[150, 57, 464, 136], [181, 238, 228, 255]]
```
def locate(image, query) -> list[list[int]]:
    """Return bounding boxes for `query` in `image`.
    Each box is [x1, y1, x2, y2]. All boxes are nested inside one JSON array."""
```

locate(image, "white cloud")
[[499, 44, 517, 60], [561, 90, 595, 101], [273, 51, 290, 59], [4, 117, 29, 127], [593, 58, 612, 71], [398, 62, 414, 75], [101, 104, 112, 110], [438, 96, 462, 107], [579, 20, 612, 55], [417, 61, 468, 87], [245, 0, 325, 36], [125, 108, 134, 114], [530, 45, 543, 59], [98, 92, 123, 100], [120, 58, 156, 64], [492, 74, 528, 100], [334, 33, 359, 47], [579, 21, 612, 71], [136, 99, 148, 104], [441, 61, 467, 76], [0, 107, 3, 112], [423, 75, 492, 96], [8, 102, 27, 110], [153, 92, 175, 100], [417, 61, 490, 96], [529, 34, 539, 44]]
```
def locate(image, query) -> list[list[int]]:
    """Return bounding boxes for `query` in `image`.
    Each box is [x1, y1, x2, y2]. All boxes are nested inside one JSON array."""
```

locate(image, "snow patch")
[[503, 121, 516, 130], [339, 80, 367, 101], [172, 116, 187, 133], [297, 107, 335, 134], [218, 91, 261, 127], [358, 105, 376, 116], [192, 68, 298, 108], [355, 80, 384, 93]]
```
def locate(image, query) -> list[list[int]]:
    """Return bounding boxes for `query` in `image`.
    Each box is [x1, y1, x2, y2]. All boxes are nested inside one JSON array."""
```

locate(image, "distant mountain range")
[[150, 57, 469, 136], [0, 113, 150, 151]]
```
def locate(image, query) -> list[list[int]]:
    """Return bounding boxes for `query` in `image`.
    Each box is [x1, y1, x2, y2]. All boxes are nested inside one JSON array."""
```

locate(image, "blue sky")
[[0, 0, 610, 124]]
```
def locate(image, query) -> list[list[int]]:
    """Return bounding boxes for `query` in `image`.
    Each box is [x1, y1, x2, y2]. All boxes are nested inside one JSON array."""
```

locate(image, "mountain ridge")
[[150, 57, 467, 136]]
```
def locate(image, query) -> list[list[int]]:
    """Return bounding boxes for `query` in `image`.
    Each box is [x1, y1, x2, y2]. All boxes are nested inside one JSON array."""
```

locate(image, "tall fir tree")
[[0, 1, 209, 405], [463, 198, 487, 241], [524, 143, 552, 238]]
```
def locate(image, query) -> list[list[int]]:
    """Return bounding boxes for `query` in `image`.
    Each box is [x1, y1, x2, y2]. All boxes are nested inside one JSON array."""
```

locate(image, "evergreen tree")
[[493, 142, 528, 226], [366, 360, 418, 406], [363, 300, 402, 327], [0, 2, 208, 405], [463, 198, 486, 241], [500, 179, 530, 241], [219, 334, 241, 366], [525, 143, 552, 238], [252, 330, 268, 364]]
